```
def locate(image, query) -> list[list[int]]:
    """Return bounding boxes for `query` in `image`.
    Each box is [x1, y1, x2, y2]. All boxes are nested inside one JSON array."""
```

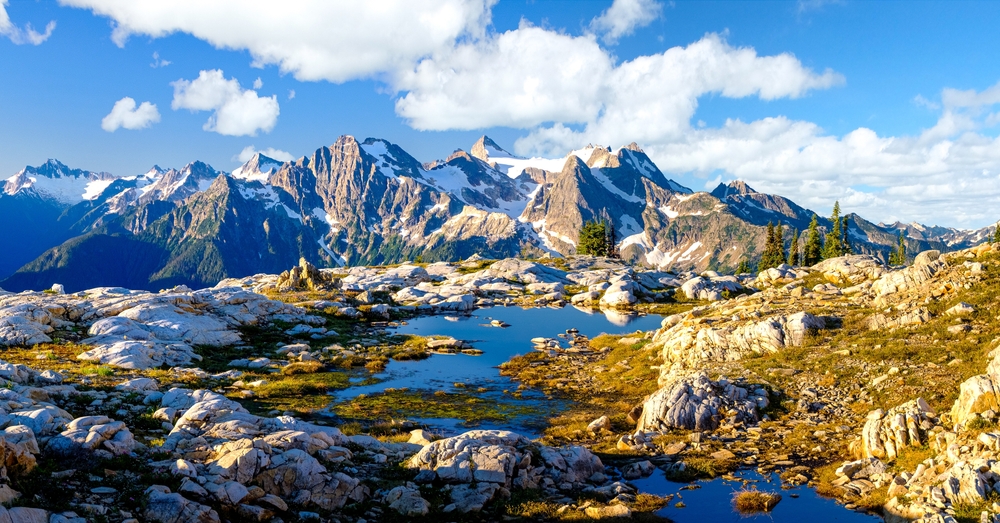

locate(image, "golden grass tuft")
[[281, 361, 325, 375], [733, 489, 782, 514]]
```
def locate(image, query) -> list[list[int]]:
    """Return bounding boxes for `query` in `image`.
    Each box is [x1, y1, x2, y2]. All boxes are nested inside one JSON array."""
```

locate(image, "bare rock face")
[[406, 429, 614, 512], [385, 484, 430, 517], [654, 311, 826, 375], [810, 255, 886, 285], [0, 286, 321, 370], [949, 345, 1000, 428], [865, 307, 931, 331], [636, 372, 769, 432], [680, 275, 745, 301], [870, 250, 947, 307], [276, 258, 342, 292], [850, 399, 936, 460], [47, 415, 136, 457], [144, 485, 221, 523]]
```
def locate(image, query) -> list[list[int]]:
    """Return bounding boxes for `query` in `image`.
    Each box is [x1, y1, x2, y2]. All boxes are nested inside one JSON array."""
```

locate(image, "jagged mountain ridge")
[[0, 136, 990, 291]]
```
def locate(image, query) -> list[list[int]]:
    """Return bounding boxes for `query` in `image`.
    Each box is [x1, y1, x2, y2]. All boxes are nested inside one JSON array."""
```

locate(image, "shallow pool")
[[631, 470, 880, 522], [338, 305, 664, 398]]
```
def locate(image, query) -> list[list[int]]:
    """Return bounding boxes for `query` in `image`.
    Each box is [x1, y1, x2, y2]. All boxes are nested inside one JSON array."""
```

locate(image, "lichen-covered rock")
[[276, 258, 342, 292], [850, 399, 936, 460], [254, 450, 367, 510], [407, 430, 527, 485], [679, 275, 744, 301], [654, 312, 825, 374], [47, 416, 136, 456], [0, 425, 39, 475], [144, 486, 220, 523], [407, 429, 610, 499], [445, 483, 505, 513], [950, 345, 1000, 428], [870, 250, 947, 307], [385, 485, 430, 517], [7, 405, 73, 436], [811, 255, 885, 284], [636, 372, 768, 431]]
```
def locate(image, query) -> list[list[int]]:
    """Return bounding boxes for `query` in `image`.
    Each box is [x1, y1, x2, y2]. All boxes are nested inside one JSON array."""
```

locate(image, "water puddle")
[[631, 470, 880, 522]]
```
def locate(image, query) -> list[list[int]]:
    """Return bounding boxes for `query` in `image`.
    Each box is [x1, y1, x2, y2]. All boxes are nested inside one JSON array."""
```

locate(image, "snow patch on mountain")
[[591, 168, 643, 203], [619, 214, 642, 236], [232, 153, 283, 183]]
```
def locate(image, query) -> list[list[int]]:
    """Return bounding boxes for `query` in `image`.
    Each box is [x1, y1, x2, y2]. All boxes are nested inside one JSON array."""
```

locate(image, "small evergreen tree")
[[759, 221, 786, 271], [577, 220, 608, 256], [889, 230, 907, 265], [735, 258, 752, 275], [840, 215, 853, 255], [823, 201, 843, 259], [803, 214, 823, 266], [605, 221, 620, 259], [787, 228, 800, 266], [994, 222, 1000, 244]]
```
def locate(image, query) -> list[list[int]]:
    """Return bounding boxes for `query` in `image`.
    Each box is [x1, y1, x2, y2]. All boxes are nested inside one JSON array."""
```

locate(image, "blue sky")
[[3, 0, 1000, 227]]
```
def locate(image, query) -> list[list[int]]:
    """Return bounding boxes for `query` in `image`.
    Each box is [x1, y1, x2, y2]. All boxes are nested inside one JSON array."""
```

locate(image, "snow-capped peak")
[[232, 153, 283, 183], [3, 159, 116, 204]]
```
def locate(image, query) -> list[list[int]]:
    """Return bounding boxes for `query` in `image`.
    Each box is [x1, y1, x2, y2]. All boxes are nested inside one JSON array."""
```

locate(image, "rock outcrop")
[[275, 258, 342, 292], [850, 399, 936, 461], [653, 311, 826, 375], [636, 372, 769, 431]]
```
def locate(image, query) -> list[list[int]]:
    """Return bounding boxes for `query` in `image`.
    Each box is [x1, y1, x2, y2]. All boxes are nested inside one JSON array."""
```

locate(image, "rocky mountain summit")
[[2, 136, 988, 293]]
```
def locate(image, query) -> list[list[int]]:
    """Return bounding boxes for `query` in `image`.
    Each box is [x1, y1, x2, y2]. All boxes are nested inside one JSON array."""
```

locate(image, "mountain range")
[[1, 135, 995, 292]]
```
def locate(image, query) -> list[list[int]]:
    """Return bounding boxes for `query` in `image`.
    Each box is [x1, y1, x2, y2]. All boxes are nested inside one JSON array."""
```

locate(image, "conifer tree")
[[823, 201, 843, 259], [840, 215, 853, 255], [889, 230, 907, 265], [804, 214, 823, 266], [787, 228, 800, 266], [735, 258, 752, 275], [994, 222, 1000, 244], [759, 221, 786, 271], [605, 221, 619, 259], [578, 220, 608, 256]]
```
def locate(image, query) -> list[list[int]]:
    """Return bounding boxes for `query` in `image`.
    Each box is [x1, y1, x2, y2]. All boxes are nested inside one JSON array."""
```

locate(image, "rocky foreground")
[[0, 247, 997, 522]]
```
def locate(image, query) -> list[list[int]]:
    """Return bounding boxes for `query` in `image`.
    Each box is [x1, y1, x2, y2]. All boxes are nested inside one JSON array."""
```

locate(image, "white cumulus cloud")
[[58, 0, 494, 83], [101, 97, 161, 131], [234, 145, 295, 163], [589, 0, 662, 44], [396, 25, 612, 131], [0, 1, 55, 45], [171, 70, 279, 136]]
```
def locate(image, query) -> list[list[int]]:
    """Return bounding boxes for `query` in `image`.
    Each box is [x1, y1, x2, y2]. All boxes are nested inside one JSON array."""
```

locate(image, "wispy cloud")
[[589, 0, 662, 44], [150, 52, 171, 68], [797, 0, 846, 14], [0, 1, 55, 45]]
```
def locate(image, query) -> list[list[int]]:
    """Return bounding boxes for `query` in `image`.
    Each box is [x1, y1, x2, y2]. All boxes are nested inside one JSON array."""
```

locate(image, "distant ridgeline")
[[0, 137, 994, 292]]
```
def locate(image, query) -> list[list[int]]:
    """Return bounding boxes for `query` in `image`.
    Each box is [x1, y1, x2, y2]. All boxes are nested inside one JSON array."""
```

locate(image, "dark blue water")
[[632, 470, 880, 522], [337, 305, 663, 398]]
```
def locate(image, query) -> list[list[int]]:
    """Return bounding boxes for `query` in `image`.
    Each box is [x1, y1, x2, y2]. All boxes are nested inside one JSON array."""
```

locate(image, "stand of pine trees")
[[577, 219, 620, 258], [758, 221, 787, 271]]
